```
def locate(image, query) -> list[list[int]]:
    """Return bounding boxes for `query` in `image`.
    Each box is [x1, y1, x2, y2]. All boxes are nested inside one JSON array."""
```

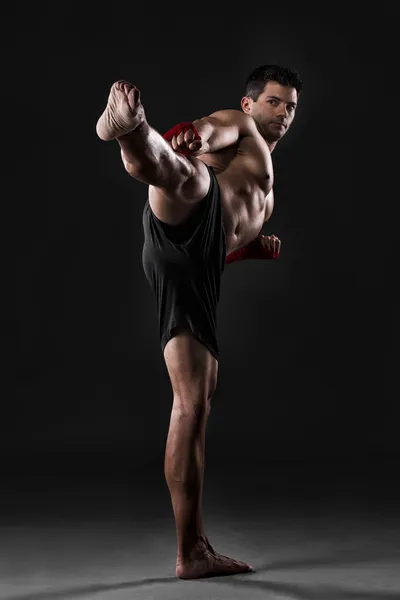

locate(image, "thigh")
[[148, 157, 211, 226], [163, 329, 218, 402]]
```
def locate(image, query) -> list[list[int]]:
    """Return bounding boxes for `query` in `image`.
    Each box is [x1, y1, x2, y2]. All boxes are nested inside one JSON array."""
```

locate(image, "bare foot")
[[96, 80, 146, 141], [176, 536, 254, 579]]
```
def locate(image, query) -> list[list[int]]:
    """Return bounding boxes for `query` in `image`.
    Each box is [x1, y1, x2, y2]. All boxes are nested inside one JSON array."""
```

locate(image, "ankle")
[[117, 123, 148, 147], [178, 535, 207, 562]]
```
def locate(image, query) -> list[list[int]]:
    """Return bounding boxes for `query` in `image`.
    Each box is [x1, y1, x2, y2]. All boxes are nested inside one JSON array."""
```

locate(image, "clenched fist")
[[225, 233, 281, 264], [172, 127, 202, 154], [163, 122, 202, 155], [260, 234, 281, 259]]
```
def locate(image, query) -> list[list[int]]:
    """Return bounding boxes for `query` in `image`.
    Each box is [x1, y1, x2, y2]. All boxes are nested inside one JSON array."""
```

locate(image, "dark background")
[[15, 5, 398, 472]]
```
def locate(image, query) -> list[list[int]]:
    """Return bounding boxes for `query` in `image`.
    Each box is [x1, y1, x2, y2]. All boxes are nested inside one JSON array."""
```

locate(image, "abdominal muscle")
[[198, 144, 272, 254]]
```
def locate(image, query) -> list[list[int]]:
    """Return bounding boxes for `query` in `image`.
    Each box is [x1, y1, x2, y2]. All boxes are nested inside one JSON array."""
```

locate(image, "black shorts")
[[142, 164, 226, 361]]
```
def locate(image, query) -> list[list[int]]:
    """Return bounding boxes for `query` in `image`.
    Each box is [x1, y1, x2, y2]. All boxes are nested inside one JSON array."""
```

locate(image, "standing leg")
[[163, 331, 253, 579]]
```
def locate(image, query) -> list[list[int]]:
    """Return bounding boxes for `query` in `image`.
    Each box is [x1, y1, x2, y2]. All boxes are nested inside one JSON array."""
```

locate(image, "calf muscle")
[[119, 122, 195, 188]]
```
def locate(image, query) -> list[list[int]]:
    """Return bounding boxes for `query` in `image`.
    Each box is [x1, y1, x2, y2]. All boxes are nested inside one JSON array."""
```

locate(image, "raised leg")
[[96, 80, 210, 211], [163, 331, 254, 579]]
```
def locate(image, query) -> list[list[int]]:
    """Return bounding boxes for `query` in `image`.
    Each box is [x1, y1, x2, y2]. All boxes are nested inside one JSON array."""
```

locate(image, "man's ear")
[[241, 96, 252, 114]]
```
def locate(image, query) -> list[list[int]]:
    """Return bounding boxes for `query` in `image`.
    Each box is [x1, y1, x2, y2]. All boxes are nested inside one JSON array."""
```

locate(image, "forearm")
[[191, 117, 238, 154], [192, 110, 253, 154]]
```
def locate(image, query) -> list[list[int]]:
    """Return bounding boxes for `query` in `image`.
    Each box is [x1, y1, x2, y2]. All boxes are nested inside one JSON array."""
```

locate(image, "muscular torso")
[[198, 140, 274, 253], [197, 142, 238, 174], [148, 112, 274, 255]]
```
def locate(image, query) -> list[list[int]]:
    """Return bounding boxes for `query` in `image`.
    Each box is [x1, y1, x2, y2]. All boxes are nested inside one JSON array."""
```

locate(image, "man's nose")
[[277, 104, 289, 118]]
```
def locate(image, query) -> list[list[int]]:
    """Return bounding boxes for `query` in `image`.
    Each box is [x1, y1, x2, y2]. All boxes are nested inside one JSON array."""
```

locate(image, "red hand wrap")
[[225, 235, 279, 264], [163, 122, 201, 155]]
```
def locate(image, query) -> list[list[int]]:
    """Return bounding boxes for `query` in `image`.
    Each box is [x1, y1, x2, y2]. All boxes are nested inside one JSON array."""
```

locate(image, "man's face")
[[242, 81, 298, 142]]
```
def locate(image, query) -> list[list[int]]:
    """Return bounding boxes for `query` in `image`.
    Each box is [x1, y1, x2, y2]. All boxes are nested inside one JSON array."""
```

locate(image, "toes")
[[114, 80, 125, 92], [229, 558, 253, 572], [127, 87, 140, 111], [111, 80, 140, 112], [114, 80, 135, 96], [116, 79, 131, 89], [123, 82, 133, 95]]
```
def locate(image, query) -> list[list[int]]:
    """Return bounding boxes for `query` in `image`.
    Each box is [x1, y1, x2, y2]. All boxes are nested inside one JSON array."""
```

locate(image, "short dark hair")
[[245, 65, 303, 101]]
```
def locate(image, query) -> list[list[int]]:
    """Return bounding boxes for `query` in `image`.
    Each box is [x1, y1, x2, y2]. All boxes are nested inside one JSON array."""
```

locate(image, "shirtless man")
[[96, 64, 302, 579]]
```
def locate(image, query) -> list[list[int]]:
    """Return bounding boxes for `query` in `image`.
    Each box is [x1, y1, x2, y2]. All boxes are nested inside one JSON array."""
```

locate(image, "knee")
[[173, 395, 209, 423], [196, 371, 217, 416], [174, 372, 216, 416]]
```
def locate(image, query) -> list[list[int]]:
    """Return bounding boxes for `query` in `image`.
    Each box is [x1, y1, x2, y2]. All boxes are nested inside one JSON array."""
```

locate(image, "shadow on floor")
[[5, 571, 399, 600], [5, 577, 176, 600], [256, 545, 400, 573], [206, 579, 400, 600]]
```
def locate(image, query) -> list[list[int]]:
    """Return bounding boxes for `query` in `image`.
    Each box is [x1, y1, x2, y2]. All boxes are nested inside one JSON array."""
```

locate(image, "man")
[[96, 64, 302, 579]]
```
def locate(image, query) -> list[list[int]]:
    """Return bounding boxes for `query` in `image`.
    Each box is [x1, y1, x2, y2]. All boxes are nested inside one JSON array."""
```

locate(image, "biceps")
[[207, 109, 255, 141], [205, 115, 241, 147]]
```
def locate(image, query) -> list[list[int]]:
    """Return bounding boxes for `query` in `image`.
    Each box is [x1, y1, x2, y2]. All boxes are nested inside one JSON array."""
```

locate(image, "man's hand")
[[260, 234, 281, 258], [225, 233, 281, 264], [163, 122, 203, 155], [171, 126, 203, 154]]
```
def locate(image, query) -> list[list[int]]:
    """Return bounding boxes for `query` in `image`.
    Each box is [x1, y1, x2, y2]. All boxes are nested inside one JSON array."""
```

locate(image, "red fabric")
[[225, 235, 279, 264], [163, 122, 201, 155]]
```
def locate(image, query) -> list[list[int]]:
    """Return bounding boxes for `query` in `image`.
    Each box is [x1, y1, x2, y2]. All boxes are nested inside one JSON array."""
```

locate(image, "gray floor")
[[1, 459, 399, 600]]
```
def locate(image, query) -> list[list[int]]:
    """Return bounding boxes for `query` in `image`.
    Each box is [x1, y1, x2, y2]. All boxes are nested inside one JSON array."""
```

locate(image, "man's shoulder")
[[208, 108, 252, 125]]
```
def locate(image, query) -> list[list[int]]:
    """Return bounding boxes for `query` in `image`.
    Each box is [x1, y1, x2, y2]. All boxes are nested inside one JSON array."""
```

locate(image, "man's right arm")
[[192, 109, 258, 154]]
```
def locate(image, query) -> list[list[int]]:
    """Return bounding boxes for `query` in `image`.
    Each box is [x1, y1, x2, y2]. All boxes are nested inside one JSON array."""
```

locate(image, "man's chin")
[[265, 131, 282, 143], [264, 125, 283, 140]]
